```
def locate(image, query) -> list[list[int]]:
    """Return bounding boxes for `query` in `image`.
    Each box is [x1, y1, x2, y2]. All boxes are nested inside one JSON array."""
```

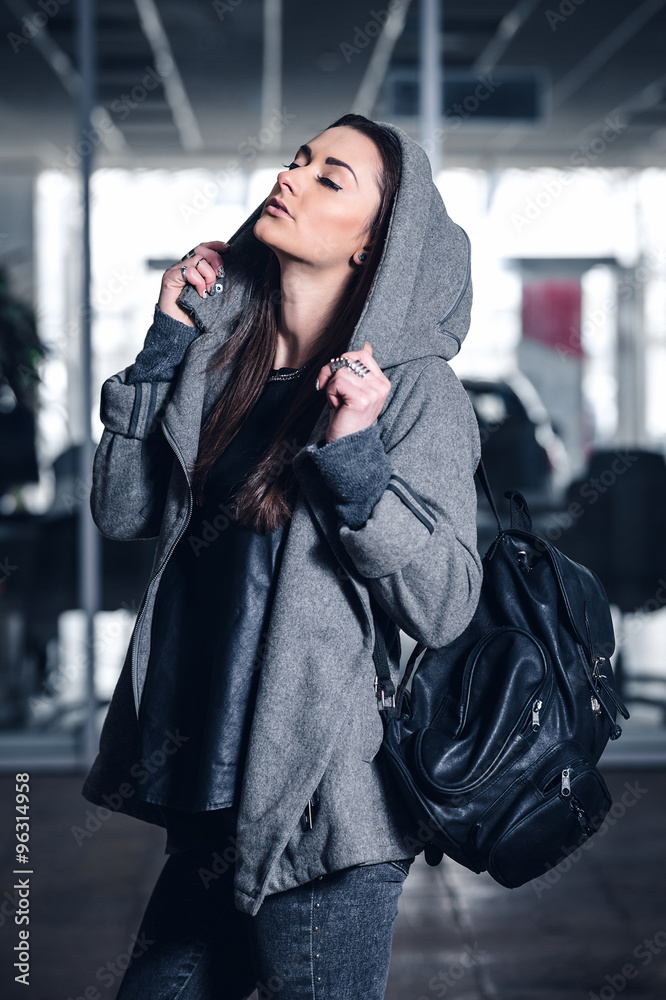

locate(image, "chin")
[[253, 217, 285, 255], [254, 216, 274, 246]]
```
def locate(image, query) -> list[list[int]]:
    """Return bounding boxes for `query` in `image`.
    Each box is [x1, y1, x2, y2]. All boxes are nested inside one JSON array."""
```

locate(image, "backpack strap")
[[371, 460, 515, 712], [504, 489, 533, 532], [476, 461, 534, 534], [369, 593, 399, 717], [475, 459, 503, 534], [371, 591, 431, 717], [371, 459, 503, 713]]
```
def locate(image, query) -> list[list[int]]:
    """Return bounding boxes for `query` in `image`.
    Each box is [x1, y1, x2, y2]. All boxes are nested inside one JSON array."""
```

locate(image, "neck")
[[272, 256, 354, 369]]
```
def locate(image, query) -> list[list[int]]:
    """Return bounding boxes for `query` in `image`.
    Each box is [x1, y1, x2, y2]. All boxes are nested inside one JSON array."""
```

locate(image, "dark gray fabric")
[[136, 374, 299, 815], [127, 306, 200, 384], [82, 120, 483, 917], [310, 421, 392, 530]]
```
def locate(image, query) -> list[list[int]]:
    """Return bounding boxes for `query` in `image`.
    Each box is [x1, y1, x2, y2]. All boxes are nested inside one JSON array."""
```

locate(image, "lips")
[[266, 197, 293, 219]]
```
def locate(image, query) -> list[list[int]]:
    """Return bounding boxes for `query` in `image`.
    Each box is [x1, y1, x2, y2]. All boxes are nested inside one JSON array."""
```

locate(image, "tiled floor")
[[386, 768, 665, 1000], [0, 768, 663, 999]]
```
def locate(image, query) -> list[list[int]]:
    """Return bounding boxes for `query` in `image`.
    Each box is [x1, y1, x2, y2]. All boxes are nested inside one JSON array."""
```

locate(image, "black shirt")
[[134, 367, 306, 851]]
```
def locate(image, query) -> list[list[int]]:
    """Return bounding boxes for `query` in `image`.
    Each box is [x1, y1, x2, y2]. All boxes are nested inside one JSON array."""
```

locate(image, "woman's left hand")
[[315, 343, 391, 444]]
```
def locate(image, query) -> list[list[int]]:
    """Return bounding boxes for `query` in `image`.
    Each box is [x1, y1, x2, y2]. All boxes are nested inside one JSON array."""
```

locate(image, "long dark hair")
[[189, 114, 401, 533]]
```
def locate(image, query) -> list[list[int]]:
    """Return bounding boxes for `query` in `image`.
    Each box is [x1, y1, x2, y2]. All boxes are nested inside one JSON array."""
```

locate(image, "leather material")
[[374, 473, 630, 889], [134, 374, 297, 814]]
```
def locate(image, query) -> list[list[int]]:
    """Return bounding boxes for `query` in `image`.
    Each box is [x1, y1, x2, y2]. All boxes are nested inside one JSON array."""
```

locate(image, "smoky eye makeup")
[[280, 160, 342, 191]]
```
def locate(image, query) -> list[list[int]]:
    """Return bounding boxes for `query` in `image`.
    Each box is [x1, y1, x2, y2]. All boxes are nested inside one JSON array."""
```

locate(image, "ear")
[[354, 246, 371, 264]]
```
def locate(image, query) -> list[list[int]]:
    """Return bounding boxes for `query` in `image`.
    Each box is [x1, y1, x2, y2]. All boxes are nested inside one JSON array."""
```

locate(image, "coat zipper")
[[129, 421, 194, 719], [301, 785, 321, 831]]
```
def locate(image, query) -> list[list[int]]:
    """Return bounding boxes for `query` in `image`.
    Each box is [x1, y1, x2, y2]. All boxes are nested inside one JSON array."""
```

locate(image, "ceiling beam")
[[351, 0, 412, 117], [473, 0, 542, 73], [583, 73, 666, 147], [488, 0, 666, 160], [3, 0, 127, 155], [133, 0, 203, 151], [551, 0, 666, 109]]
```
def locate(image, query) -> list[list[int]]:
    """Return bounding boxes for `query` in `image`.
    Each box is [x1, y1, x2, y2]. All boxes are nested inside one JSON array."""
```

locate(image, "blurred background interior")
[[1, 1, 666, 997]]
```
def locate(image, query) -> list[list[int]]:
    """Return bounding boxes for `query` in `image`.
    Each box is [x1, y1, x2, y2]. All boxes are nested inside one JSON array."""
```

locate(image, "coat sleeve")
[[328, 358, 482, 650], [90, 310, 202, 541], [89, 368, 177, 541], [305, 420, 393, 529], [127, 306, 199, 383]]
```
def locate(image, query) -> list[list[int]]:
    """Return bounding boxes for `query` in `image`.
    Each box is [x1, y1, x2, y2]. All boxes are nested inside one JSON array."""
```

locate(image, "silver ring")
[[196, 256, 205, 268], [348, 359, 369, 378], [180, 265, 187, 278], [329, 355, 369, 378], [329, 355, 350, 373]]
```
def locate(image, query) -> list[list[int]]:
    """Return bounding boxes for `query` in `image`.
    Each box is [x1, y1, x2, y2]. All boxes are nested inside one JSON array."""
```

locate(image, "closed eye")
[[281, 162, 341, 191]]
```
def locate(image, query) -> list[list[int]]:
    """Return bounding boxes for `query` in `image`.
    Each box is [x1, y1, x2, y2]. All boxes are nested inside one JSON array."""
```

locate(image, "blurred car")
[[461, 372, 572, 549]]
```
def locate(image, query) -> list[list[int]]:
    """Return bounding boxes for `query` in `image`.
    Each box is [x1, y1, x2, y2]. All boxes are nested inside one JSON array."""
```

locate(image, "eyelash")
[[281, 162, 341, 191]]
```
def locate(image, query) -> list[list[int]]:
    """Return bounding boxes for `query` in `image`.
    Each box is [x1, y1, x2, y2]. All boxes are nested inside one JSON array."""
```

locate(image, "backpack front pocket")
[[483, 748, 612, 888]]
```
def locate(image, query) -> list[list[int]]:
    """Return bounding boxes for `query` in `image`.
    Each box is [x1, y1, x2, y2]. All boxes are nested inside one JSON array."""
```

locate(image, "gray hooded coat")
[[81, 120, 483, 917]]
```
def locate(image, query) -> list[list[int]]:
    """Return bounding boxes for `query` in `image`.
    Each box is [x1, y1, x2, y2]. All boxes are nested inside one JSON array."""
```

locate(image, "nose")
[[276, 168, 296, 195]]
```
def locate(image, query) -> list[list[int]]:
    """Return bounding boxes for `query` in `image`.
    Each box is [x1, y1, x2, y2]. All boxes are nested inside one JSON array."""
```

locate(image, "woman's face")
[[253, 126, 383, 270]]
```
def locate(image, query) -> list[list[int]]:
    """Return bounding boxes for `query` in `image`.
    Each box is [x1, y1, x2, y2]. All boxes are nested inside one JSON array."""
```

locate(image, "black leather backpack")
[[371, 463, 630, 889]]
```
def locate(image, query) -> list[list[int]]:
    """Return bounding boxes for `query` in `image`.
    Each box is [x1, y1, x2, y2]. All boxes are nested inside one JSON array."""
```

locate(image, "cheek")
[[307, 201, 367, 255]]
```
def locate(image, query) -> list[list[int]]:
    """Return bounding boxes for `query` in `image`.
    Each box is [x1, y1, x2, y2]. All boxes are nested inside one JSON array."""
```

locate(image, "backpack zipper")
[[455, 626, 551, 735], [579, 651, 629, 738], [416, 667, 555, 797], [560, 768, 571, 797], [592, 657, 629, 716], [531, 699, 543, 732]]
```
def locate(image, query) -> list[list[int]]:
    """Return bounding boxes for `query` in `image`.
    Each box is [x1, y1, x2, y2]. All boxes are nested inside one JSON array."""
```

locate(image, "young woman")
[[82, 114, 482, 999]]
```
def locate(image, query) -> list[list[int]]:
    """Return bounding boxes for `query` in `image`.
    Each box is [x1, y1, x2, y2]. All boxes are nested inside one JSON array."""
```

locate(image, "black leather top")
[[134, 368, 304, 850]]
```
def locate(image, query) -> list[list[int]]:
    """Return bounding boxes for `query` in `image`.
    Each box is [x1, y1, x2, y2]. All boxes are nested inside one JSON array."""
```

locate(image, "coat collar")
[[157, 294, 359, 597]]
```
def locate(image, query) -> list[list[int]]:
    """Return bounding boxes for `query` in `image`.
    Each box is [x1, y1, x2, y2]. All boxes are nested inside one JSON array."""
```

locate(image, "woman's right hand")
[[158, 241, 230, 325]]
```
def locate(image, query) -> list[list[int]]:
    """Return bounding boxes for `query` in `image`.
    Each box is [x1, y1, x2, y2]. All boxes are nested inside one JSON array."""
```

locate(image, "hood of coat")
[[177, 119, 472, 369]]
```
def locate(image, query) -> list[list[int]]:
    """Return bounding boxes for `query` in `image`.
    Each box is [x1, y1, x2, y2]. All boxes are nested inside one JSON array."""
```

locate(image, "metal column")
[[76, 0, 101, 768], [262, 0, 282, 151], [419, 0, 443, 177], [615, 261, 648, 449]]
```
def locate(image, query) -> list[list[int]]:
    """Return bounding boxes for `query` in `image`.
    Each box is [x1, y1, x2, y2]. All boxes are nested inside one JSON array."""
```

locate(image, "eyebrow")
[[296, 144, 358, 186]]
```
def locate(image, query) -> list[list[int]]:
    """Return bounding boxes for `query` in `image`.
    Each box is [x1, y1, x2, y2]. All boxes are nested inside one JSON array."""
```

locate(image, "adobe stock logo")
[[8, 0, 69, 54], [588, 929, 666, 1000]]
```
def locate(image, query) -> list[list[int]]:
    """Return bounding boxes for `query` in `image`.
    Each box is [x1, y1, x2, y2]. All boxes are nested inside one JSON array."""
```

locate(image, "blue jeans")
[[114, 845, 414, 999]]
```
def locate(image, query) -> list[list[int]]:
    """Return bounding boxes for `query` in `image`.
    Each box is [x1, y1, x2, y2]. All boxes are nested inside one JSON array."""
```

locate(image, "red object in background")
[[521, 278, 583, 359]]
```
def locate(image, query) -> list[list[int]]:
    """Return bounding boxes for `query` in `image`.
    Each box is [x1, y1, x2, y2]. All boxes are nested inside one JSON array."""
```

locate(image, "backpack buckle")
[[374, 674, 396, 711]]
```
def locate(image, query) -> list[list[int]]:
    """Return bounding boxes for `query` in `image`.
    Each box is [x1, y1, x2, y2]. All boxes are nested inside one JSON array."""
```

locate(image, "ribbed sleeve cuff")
[[127, 305, 200, 384], [308, 421, 393, 529]]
